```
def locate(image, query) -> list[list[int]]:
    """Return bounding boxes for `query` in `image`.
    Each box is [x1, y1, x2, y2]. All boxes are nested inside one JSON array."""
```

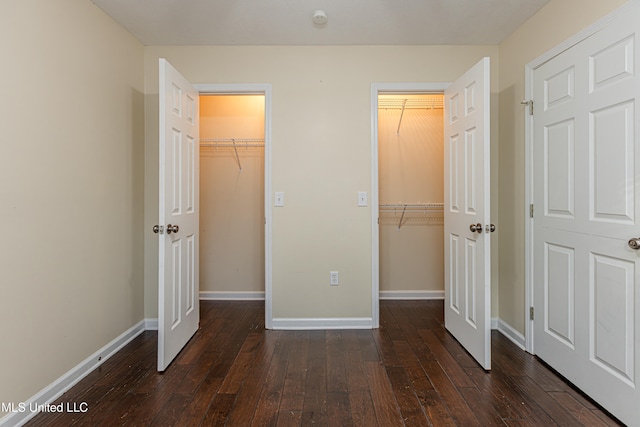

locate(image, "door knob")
[[166, 224, 179, 234], [486, 224, 496, 233], [153, 225, 164, 234], [470, 223, 483, 233], [628, 238, 640, 250]]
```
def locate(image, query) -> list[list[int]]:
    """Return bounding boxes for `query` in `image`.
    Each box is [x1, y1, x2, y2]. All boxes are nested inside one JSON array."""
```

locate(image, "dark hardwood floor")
[[26, 300, 622, 426]]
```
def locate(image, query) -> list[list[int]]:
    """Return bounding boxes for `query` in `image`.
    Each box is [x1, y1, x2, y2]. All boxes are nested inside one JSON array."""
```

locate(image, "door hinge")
[[530, 306, 535, 320], [521, 100, 534, 115], [530, 204, 534, 218]]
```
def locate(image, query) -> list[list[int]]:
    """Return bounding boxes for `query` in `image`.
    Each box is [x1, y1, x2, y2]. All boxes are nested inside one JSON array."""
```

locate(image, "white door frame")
[[194, 83, 273, 329], [370, 82, 450, 328], [523, 0, 635, 354]]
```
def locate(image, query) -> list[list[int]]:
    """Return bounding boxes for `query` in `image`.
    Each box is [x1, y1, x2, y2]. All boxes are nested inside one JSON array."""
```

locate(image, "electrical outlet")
[[330, 271, 339, 286]]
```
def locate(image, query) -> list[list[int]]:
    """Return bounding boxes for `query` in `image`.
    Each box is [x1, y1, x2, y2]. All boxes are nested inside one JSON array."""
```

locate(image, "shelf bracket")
[[398, 204, 407, 230], [396, 99, 407, 135], [231, 138, 242, 172]]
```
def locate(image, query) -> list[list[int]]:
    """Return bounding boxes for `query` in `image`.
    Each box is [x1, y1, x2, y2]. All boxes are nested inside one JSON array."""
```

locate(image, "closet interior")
[[378, 93, 445, 295], [199, 94, 265, 296]]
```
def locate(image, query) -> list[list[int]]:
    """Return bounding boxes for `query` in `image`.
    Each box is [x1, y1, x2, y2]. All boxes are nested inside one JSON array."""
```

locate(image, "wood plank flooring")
[[25, 300, 622, 426]]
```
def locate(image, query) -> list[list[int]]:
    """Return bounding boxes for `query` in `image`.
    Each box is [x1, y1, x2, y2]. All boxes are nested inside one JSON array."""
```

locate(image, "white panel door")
[[444, 57, 492, 370], [533, 5, 640, 424], [157, 58, 200, 371]]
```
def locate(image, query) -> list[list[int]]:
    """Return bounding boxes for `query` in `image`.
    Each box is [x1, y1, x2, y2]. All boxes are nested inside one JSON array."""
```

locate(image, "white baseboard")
[[199, 291, 265, 300], [495, 318, 526, 350], [0, 320, 146, 427], [271, 317, 374, 330], [379, 290, 444, 300], [145, 318, 158, 331], [201, 291, 444, 301], [491, 317, 498, 330]]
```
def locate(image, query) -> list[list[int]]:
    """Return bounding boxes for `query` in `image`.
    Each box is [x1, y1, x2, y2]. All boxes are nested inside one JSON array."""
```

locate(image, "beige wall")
[[497, 0, 630, 333], [144, 45, 500, 320], [378, 95, 444, 292], [200, 95, 265, 293], [2, 0, 632, 416], [0, 0, 144, 412]]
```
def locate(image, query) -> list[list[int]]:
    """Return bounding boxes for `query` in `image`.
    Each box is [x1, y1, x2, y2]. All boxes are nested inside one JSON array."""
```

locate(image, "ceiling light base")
[[312, 10, 327, 25]]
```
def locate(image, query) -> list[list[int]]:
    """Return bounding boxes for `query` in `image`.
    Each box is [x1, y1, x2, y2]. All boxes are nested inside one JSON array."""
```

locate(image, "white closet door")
[[532, 4, 640, 424], [157, 58, 200, 372], [444, 57, 492, 370]]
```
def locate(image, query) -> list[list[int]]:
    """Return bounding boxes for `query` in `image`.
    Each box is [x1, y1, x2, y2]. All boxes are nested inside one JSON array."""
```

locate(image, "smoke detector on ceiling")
[[312, 10, 327, 25]]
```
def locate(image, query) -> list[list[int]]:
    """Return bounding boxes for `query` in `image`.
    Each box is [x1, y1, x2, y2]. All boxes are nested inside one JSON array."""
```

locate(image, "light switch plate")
[[358, 191, 368, 207], [275, 192, 284, 207]]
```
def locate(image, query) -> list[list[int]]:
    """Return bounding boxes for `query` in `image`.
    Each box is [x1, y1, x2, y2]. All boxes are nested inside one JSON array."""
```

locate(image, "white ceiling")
[[90, 0, 550, 46]]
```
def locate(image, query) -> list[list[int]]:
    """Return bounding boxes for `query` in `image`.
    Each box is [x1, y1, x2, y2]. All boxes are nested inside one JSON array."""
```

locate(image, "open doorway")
[[371, 61, 492, 370], [199, 94, 266, 300], [192, 82, 273, 331], [371, 83, 449, 328], [158, 65, 273, 370], [377, 93, 445, 300]]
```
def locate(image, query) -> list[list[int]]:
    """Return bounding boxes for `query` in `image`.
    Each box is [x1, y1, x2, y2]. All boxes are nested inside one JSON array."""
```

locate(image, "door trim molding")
[[193, 83, 273, 329], [523, 0, 637, 354], [370, 82, 450, 328]]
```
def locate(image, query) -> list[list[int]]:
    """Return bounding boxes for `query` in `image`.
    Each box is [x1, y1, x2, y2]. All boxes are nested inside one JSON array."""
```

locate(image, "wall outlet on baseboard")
[[330, 271, 339, 286]]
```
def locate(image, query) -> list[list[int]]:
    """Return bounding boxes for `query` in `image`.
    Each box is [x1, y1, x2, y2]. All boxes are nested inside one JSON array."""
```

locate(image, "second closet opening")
[[378, 93, 445, 299], [199, 94, 265, 299]]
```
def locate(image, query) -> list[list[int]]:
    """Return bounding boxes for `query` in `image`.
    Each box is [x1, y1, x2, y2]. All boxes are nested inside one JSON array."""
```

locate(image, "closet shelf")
[[379, 97, 444, 134], [199, 138, 264, 172], [200, 138, 264, 148], [378, 98, 444, 110], [379, 203, 444, 210], [379, 203, 444, 229]]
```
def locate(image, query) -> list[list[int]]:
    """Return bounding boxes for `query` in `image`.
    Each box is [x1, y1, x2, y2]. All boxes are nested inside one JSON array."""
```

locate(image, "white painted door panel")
[[158, 58, 200, 371], [444, 57, 491, 370], [533, 5, 640, 424]]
